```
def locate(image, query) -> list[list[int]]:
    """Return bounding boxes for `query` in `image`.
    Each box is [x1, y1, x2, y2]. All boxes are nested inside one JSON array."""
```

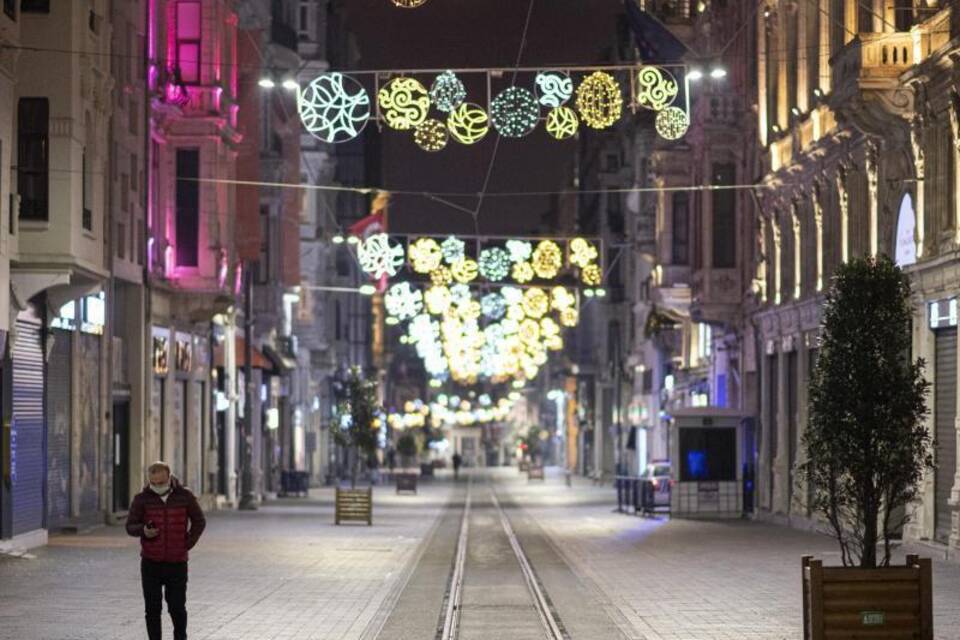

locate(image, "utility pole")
[[239, 264, 258, 510]]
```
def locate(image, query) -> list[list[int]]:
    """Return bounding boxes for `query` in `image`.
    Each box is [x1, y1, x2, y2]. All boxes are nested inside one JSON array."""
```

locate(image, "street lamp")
[[281, 78, 299, 91], [258, 77, 276, 89]]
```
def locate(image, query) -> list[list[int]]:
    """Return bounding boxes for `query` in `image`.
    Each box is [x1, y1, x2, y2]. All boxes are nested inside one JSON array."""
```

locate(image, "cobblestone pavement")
[[498, 468, 960, 640], [3, 470, 960, 640], [0, 482, 454, 640]]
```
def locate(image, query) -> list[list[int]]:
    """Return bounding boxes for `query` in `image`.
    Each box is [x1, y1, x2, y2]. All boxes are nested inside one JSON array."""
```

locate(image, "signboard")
[[861, 611, 885, 626], [153, 336, 169, 375], [698, 481, 719, 507]]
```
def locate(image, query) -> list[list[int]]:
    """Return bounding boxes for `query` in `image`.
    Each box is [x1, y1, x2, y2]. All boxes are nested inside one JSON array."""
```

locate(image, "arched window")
[[894, 192, 916, 267]]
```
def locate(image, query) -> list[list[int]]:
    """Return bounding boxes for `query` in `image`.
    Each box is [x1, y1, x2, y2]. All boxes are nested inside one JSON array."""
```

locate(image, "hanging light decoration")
[[655, 106, 690, 140], [447, 102, 490, 145], [449, 284, 471, 306], [478, 247, 511, 281], [635, 66, 679, 112], [430, 266, 453, 286], [378, 77, 431, 130], [439, 236, 466, 264], [358, 233, 405, 278], [490, 87, 540, 138], [575, 71, 623, 130], [414, 118, 449, 151], [424, 285, 452, 315], [534, 71, 574, 108], [390, 0, 428, 6], [581, 263, 603, 286], [568, 237, 599, 267], [384, 282, 424, 320], [298, 73, 371, 144], [560, 306, 579, 327], [522, 287, 550, 319], [481, 293, 507, 320], [429, 70, 467, 113], [408, 237, 443, 273], [531, 240, 563, 279], [451, 258, 479, 283], [512, 261, 535, 283], [546, 107, 579, 140], [550, 286, 575, 310], [506, 240, 533, 263]]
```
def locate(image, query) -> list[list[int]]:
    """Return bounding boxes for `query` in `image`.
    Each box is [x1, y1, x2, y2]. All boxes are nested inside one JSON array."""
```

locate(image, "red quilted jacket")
[[126, 477, 206, 563]]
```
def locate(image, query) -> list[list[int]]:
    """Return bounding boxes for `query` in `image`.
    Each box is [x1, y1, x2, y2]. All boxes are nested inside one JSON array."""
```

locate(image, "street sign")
[[861, 611, 885, 626]]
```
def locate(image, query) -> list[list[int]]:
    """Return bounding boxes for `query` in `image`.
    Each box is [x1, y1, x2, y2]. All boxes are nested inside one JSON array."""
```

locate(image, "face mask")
[[150, 483, 171, 495]]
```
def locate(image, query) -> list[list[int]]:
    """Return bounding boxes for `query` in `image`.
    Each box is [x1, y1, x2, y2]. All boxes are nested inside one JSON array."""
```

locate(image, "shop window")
[[17, 97, 49, 221], [175, 148, 200, 267], [175, 1, 201, 83]]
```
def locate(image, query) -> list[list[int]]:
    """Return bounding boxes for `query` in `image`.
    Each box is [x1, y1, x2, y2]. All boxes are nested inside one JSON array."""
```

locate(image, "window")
[[117, 221, 126, 259], [20, 0, 49, 13], [175, 148, 200, 267], [806, 0, 819, 105], [679, 428, 737, 482], [785, 5, 798, 114], [712, 163, 736, 268], [858, 4, 873, 33], [671, 192, 689, 265], [130, 153, 138, 191], [175, 1, 201, 83], [17, 97, 49, 221], [3, 0, 15, 20], [765, 25, 779, 137], [256, 205, 270, 284], [830, 0, 846, 54], [894, 0, 913, 31], [120, 174, 129, 213]]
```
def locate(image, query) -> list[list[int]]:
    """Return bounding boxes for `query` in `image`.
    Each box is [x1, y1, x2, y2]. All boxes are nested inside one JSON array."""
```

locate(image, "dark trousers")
[[141, 559, 188, 640]]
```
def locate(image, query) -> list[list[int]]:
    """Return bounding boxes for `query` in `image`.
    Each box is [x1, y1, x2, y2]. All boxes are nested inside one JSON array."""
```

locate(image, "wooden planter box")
[[335, 487, 372, 526], [802, 554, 933, 640], [395, 473, 418, 495], [527, 465, 545, 481]]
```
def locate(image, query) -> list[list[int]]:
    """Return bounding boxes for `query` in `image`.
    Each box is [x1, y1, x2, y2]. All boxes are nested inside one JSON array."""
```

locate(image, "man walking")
[[452, 451, 462, 480], [127, 462, 206, 640]]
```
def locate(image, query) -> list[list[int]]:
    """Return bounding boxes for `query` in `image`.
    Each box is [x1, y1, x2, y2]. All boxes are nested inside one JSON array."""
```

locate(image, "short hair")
[[148, 461, 171, 475]]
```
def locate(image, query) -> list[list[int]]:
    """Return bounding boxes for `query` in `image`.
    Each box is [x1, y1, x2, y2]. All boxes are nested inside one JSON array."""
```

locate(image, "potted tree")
[[332, 368, 381, 525], [798, 255, 934, 639], [394, 431, 419, 494]]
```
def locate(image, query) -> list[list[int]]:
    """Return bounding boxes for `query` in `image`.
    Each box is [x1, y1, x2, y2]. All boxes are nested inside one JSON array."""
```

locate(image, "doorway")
[[113, 398, 130, 512]]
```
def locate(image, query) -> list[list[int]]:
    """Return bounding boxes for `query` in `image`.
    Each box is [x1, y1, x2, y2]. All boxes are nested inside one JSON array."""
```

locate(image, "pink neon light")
[[164, 245, 175, 278], [147, 237, 155, 272], [234, 263, 243, 296], [218, 250, 229, 289]]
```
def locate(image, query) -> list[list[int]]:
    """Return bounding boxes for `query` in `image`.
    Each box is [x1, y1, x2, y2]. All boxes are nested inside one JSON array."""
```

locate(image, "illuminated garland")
[[535, 71, 573, 107], [568, 237, 599, 267], [450, 258, 479, 284], [391, 0, 428, 7], [358, 233, 405, 278], [546, 107, 579, 140], [655, 106, 690, 140], [414, 119, 449, 152], [447, 103, 490, 145], [635, 66, 679, 111], [408, 237, 444, 273], [575, 71, 623, 130], [430, 70, 467, 113], [478, 247, 511, 281], [378, 77, 431, 130], [298, 73, 371, 144], [490, 87, 540, 138], [385, 282, 423, 320], [531, 240, 563, 279]]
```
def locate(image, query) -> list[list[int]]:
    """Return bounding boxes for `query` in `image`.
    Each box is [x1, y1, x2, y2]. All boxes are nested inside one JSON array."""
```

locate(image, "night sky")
[[340, 0, 628, 236]]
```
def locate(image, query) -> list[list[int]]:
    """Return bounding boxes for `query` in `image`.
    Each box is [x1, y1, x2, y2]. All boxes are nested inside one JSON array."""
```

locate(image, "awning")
[[213, 337, 274, 370]]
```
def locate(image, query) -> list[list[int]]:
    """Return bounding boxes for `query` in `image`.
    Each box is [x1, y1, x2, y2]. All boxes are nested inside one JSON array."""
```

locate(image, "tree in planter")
[[800, 255, 932, 568], [333, 368, 382, 489], [395, 431, 419, 468]]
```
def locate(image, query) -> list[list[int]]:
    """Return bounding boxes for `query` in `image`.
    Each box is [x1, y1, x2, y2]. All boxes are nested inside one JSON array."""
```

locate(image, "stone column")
[[756, 212, 768, 302], [835, 164, 850, 263], [224, 315, 238, 506], [773, 339, 791, 514], [796, 332, 812, 516], [819, 0, 832, 93], [797, 0, 809, 114], [772, 215, 783, 305], [948, 89, 960, 243], [791, 199, 802, 300], [910, 115, 926, 257], [759, 336, 772, 512], [812, 180, 824, 291], [866, 141, 879, 257], [905, 297, 935, 541], [844, 0, 858, 44], [758, 5, 769, 147]]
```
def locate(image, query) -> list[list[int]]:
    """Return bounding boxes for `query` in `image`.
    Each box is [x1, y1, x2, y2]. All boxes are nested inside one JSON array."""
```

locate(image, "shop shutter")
[[78, 334, 100, 516], [46, 330, 72, 528], [11, 316, 45, 535], [935, 327, 957, 543]]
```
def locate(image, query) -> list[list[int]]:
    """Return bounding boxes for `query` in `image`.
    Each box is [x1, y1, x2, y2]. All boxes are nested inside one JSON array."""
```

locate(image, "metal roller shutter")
[[935, 327, 957, 543], [11, 316, 45, 536], [46, 331, 72, 528], [78, 334, 100, 517]]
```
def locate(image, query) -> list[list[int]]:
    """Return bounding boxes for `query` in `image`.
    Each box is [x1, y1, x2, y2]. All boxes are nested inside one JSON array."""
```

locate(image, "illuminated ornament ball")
[[414, 119, 449, 152], [568, 237, 598, 267], [478, 247, 511, 282], [535, 71, 574, 108], [440, 236, 466, 264], [575, 71, 623, 130], [424, 286, 452, 315], [451, 258, 479, 284], [550, 286, 575, 310], [512, 261, 535, 283], [408, 237, 443, 273], [560, 307, 579, 327], [655, 106, 690, 141], [390, 0, 428, 6], [546, 107, 579, 141], [506, 240, 532, 263], [298, 73, 371, 144], [431, 266, 453, 286], [581, 263, 603, 286], [378, 77, 431, 131], [490, 87, 540, 138], [449, 284, 471, 306], [384, 282, 423, 320], [531, 240, 563, 279], [635, 66, 679, 112], [447, 103, 490, 145], [358, 233, 404, 278], [429, 70, 467, 113]]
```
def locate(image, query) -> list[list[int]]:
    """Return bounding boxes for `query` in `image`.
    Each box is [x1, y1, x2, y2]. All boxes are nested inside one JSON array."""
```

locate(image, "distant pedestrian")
[[452, 452, 463, 480], [127, 462, 206, 640]]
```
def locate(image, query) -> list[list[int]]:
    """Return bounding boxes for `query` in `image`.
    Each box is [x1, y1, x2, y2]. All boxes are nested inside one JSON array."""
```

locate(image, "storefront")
[[929, 298, 958, 544]]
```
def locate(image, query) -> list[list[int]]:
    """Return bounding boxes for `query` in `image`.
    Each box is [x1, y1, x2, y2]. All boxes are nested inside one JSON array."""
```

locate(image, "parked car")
[[639, 461, 672, 508]]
